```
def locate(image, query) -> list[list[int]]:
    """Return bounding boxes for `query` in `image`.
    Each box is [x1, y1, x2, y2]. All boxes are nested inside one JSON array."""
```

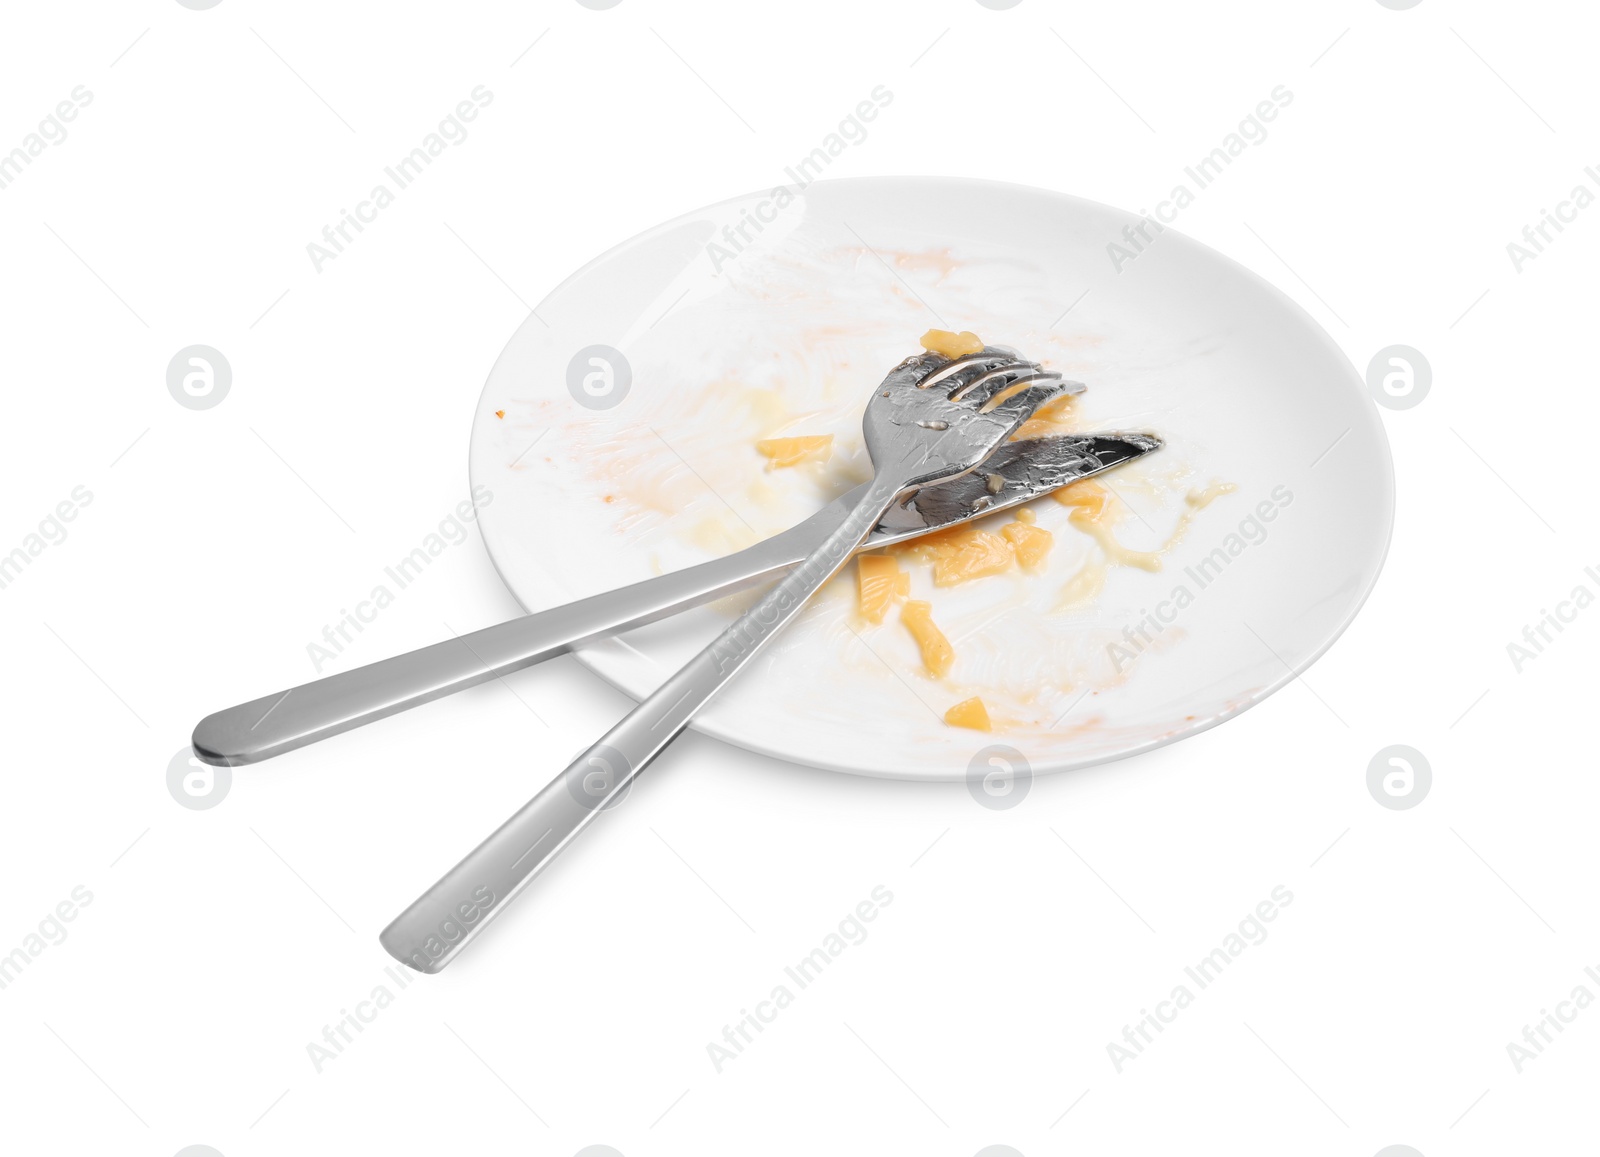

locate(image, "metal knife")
[[191, 431, 1160, 766]]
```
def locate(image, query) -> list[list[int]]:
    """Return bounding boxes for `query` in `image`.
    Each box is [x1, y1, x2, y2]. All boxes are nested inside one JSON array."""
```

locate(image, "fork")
[[379, 345, 1071, 973]]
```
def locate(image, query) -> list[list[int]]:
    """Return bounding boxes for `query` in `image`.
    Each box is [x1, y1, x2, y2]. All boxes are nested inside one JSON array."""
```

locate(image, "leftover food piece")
[[857, 554, 911, 624], [931, 529, 1013, 587], [890, 513, 1051, 587], [494, 409, 505, 419], [901, 599, 954, 677], [1056, 478, 1110, 519], [1001, 520, 1054, 569], [1012, 394, 1078, 441], [944, 696, 991, 731], [755, 435, 833, 468], [920, 329, 984, 359]]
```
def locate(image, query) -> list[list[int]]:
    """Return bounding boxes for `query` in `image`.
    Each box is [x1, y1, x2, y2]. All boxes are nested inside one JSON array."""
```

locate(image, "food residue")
[[900, 600, 954, 678], [1186, 481, 1238, 510], [1058, 561, 1106, 608], [730, 369, 1236, 729], [494, 409, 505, 419], [890, 515, 1050, 588], [1053, 476, 1239, 610], [755, 435, 833, 468], [931, 529, 1013, 586], [920, 329, 984, 359], [1056, 479, 1163, 571], [882, 473, 1237, 711], [856, 554, 910, 624], [943, 696, 991, 731], [1001, 520, 1054, 569], [1012, 393, 1078, 441]]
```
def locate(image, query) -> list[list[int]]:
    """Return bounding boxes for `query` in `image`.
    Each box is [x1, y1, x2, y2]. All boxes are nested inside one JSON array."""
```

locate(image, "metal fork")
[[379, 345, 1071, 973]]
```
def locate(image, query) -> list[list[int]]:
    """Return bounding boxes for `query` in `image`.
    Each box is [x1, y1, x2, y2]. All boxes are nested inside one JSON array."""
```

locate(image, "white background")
[[0, 1, 1595, 1155]]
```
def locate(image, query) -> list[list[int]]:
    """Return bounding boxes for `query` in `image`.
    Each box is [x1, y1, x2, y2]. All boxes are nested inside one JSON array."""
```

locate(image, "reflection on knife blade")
[[873, 432, 1163, 544]]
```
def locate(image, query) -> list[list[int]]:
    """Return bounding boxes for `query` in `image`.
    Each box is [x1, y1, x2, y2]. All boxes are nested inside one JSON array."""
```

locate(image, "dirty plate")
[[468, 177, 1392, 780]]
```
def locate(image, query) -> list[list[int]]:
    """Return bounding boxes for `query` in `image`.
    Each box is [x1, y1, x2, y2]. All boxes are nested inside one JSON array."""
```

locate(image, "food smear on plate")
[[919, 329, 985, 359], [1057, 480, 1159, 571], [856, 554, 910, 624], [943, 696, 991, 731], [1184, 480, 1239, 512], [1058, 558, 1107, 608], [756, 434, 834, 469], [1054, 476, 1237, 606], [900, 599, 954, 677]]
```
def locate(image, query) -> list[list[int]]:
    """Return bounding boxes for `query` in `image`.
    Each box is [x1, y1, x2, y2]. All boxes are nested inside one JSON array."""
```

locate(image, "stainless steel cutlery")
[[189, 341, 1161, 974]]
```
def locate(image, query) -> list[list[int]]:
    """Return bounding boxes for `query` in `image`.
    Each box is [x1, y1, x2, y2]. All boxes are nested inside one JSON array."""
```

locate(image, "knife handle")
[[188, 513, 834, 766]]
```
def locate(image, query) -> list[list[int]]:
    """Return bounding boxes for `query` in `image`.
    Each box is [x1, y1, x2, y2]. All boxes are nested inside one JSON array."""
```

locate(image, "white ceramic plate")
[[469, 177, 1393, 780]]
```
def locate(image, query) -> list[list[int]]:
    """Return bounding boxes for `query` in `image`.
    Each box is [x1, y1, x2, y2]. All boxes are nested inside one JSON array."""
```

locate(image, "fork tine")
[[979, 375, 1071, 417], [959, 368, 1064, 409], [947, 364, 1040, 404], [915, 352, 1028, 391]]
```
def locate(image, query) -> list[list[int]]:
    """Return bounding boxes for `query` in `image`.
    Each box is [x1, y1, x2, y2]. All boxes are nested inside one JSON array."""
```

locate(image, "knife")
[[191, 431, 1160, 766]]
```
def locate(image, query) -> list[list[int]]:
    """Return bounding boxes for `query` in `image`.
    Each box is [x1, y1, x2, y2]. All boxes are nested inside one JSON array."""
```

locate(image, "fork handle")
[[379, 474, 906, 973]]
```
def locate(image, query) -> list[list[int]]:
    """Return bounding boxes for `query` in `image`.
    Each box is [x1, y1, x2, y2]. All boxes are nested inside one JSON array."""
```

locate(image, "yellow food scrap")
[[856, 554, 910, 624], [944, 696, 991, 731], [1012, 394, 1077, 441], [890, 523, 1024, 586], [1056, 479, 1111, 521], [886, 523, 965, 565], [1001, 520, 1054, 569], [1014, 507, 1037, 524], [901, 600, 954, 678], [932, 529, 1013, 587], [920, 329, 984, 359], [494, 409, 505, 419], [755, 435, 833, 468]]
